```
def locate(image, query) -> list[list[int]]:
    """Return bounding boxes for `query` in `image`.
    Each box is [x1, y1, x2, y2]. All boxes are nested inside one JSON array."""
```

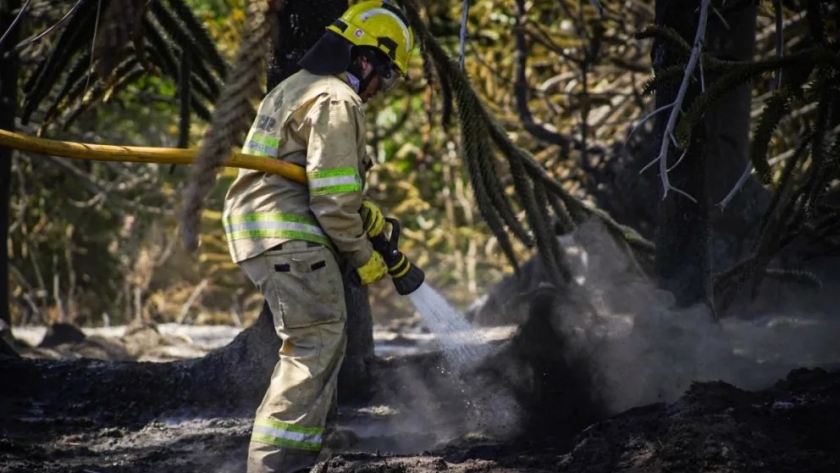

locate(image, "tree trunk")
[[0, 0, 21, 328], [652, 0, 764, 312], [651, 0, 763, 311], [586, 4, 763, 275], [651, 0, 712, 309], [702, 2, 766, 276]]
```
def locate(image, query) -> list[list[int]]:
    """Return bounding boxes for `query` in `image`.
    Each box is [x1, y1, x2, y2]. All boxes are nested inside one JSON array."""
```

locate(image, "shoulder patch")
[[255, 114, 277, 132]]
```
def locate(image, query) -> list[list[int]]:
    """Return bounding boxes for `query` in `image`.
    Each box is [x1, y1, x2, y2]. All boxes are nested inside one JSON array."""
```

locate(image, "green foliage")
[[5, 0, 237, 325]]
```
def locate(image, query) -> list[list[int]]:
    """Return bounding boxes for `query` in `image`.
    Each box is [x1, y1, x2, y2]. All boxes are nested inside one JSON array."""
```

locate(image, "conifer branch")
[[772, 0, 783, 90], [717, 0, 799, 212]]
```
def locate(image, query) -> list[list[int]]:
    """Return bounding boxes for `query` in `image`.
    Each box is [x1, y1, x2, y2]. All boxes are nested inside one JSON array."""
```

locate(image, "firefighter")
[[221, 1, 415, 472]]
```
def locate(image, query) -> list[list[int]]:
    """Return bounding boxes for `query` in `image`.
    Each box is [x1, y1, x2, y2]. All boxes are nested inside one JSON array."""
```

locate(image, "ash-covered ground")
[[2, 321, 839, 473]]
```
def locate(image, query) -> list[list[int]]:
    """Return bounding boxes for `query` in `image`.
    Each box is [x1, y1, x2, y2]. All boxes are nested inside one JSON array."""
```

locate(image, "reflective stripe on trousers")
[[251, 418, 323, 451], [223, 213, 331, 247]]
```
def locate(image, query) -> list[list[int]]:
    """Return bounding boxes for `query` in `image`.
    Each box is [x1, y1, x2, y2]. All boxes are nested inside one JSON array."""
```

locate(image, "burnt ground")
[[2, 294, 840, 473], [0, 348, 508, 473], [1, 352, 839, 473], [317, 367, 840, 473]]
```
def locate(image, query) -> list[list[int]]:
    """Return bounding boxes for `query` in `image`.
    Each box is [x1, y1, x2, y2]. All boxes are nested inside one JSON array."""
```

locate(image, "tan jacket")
[[222, 69, 374, 269]]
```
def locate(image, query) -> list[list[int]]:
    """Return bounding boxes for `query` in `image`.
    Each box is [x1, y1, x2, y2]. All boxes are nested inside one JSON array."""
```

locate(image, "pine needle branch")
[[397, 0, 653, 287]]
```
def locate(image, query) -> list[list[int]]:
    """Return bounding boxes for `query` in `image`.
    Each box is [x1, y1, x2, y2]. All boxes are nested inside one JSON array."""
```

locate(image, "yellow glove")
[[356, 251, 388, 285], [360, 200, 386, 238]]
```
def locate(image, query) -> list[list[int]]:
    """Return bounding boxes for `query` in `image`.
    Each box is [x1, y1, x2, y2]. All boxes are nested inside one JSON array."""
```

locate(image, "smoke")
[[552, 219, 840, 414], [347, 352, 523, 456], [379, 362, 468, 453]]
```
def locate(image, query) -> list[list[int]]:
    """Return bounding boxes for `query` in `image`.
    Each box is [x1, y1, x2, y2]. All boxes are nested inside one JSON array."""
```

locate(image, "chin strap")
[[357, 71, 377, 94]]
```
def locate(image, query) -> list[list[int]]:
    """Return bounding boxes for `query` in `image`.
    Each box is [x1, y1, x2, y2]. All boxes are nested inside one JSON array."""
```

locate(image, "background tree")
[[0, 0, 22, 328], [649, 0, 714, 309]]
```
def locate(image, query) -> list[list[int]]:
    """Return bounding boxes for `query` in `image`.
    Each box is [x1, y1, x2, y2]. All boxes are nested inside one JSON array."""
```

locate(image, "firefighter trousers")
[[239, 240, 348, 473]]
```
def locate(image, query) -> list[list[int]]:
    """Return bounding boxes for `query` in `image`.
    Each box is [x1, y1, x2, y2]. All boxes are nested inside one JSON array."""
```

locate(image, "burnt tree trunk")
[[702, 2, 765, 276], [267, 1, 347, 90], [0, 0, 21, 328], [652, 0, 762, 311], [651, 0, 710, 309]]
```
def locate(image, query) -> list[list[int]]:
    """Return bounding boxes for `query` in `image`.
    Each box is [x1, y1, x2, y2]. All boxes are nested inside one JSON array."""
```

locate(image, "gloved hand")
[[360, 200, 386, 238], [356, 251, 388, 285]]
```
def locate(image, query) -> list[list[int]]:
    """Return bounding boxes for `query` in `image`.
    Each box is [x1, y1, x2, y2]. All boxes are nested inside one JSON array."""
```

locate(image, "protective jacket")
[[222, 69, 374, 269]]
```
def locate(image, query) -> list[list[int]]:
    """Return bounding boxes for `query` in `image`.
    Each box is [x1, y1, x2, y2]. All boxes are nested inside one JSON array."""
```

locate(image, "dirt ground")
[[1, 359, 839, 473], [2, 314, 840, 473]]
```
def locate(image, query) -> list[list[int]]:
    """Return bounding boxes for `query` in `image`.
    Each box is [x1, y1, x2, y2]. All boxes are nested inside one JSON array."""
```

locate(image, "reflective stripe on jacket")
[[222, 69, 374, 267], [222, 213, 332, 248]]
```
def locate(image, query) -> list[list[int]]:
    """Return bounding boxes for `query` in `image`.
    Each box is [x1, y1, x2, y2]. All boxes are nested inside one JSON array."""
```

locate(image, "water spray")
[[371, 217, 494, 369], [371, 217, 520, 434]]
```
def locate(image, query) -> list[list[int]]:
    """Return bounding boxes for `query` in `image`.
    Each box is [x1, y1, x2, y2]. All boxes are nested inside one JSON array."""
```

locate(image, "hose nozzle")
[[370, 217, 425, 296]]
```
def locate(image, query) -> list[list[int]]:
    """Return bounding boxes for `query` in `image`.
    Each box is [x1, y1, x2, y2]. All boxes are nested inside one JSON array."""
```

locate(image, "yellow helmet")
[[326, 1, 415, 77]]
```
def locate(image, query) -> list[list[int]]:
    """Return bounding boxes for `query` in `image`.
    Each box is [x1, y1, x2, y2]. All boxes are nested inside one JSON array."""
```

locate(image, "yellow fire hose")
[[0, 129, 307, 184]]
